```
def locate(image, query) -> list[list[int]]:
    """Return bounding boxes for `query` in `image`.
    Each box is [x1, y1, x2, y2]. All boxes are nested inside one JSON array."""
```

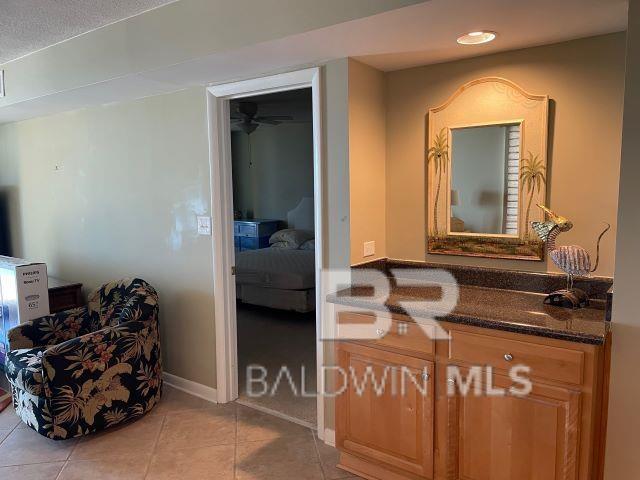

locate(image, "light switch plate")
[[197, 216, 212, 235], [363, 240, 376, 257]]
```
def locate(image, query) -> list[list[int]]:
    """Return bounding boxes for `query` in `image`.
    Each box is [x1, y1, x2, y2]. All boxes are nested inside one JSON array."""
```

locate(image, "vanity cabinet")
[[334, 312, 610, 480], [336, 342, 435, 479], [447, 371, 581, 480]]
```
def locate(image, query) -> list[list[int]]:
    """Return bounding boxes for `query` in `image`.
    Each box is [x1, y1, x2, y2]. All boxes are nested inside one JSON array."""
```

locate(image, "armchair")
[[4, 278, 162, 440]]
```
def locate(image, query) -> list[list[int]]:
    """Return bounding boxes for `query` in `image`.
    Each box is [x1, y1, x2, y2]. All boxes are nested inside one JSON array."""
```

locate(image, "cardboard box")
[[0, 256, 49, 367]]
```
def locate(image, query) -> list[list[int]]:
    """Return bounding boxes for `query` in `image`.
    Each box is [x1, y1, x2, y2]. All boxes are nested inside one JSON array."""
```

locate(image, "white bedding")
[[235, 248, 315, 290]]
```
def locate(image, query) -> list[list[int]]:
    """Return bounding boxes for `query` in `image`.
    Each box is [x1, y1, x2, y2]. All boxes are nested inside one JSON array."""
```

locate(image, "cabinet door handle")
[[504, 353, 514, 362], [422, 372, 430, 381], [376, 328, 385, 337], [447, 378, 455, 385]]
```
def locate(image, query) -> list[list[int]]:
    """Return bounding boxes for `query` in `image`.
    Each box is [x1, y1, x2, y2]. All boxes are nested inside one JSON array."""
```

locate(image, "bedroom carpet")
[[237, 303, 317, 427]]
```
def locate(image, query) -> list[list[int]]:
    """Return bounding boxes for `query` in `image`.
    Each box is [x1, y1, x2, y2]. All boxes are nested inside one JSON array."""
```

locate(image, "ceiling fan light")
[[457, 31, 496, 45]]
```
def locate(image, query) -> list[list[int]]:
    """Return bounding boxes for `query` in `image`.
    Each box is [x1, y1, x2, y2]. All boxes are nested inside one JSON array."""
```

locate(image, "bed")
[[235, 198, 316, 312]]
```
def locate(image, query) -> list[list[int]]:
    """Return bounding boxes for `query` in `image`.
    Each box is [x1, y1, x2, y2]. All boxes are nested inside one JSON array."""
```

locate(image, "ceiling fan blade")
[[254, 115, 294, 121], [255, 119, 281, 125]]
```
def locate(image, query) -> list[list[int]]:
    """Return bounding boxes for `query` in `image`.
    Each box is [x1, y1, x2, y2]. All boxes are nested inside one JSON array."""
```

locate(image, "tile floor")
[[0, 385, 355, 480]]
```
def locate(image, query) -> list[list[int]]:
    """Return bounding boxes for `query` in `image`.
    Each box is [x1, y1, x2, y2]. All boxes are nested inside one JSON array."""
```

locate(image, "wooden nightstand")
[[48, 277, 83, 313]]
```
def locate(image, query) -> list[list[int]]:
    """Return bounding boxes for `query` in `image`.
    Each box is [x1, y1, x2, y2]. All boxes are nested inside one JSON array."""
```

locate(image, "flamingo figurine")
[[532, 204, 610, 308]]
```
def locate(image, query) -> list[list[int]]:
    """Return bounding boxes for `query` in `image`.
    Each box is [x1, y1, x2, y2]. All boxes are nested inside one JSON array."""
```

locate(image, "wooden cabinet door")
[[336, 342, 435, 479], [447, 371, 581, 480]]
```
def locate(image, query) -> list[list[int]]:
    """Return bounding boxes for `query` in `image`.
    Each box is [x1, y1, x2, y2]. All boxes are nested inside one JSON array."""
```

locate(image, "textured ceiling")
[[0, 0, 175, 64]]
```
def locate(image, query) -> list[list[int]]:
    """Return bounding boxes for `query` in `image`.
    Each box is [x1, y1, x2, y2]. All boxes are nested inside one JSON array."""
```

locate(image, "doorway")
[[206, 68, 325, 435]]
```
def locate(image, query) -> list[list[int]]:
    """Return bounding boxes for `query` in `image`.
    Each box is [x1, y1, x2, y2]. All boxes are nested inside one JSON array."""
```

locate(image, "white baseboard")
[[162, 372, 218, 404], [323, 428, 336, 446]]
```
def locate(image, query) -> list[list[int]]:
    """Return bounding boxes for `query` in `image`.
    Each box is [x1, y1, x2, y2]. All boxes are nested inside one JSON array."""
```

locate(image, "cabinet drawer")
[[338, 312, 435, 357], [239, 236, 270, 250], [449, 330, 584, 385], [236, 223, 257, 237]]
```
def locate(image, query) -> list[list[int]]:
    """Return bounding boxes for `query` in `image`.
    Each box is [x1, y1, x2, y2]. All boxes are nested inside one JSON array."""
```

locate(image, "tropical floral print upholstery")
[[4, 278, 162, 440], [5, 347, 46, 395]]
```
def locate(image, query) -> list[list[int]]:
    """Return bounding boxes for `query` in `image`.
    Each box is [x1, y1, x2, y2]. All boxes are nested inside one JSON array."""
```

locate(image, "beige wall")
[[0, 58, 355, 398], [605, 0, 640, 476], [0, 88, 218, 388], [384, 33, 626, 276], [322, 58, 351, 431], [324, 59, 352, 273], [348, 59, 387, 264], [0, 58, 352, 410]]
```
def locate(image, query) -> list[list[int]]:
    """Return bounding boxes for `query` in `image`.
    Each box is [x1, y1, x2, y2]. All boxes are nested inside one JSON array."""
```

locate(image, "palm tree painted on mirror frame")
[[427, 128, 449, 236], [520, 151, 546, 240]]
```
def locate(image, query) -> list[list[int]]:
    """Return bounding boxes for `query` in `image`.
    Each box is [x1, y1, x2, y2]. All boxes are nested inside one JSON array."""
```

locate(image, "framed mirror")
[[427, 77, 549, 260]]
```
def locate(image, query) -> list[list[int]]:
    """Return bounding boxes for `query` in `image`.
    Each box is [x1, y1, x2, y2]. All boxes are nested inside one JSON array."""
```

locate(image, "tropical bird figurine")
[[532, 204, 610, 308]]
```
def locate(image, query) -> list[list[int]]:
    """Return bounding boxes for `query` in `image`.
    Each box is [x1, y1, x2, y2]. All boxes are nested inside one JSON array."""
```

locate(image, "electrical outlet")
[[197, 216, 212, 235], [363, 241, 376, 257]]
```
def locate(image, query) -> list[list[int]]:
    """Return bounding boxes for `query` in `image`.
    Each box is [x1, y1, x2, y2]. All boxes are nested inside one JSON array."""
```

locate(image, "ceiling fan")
[[230, 101, 294, 135]]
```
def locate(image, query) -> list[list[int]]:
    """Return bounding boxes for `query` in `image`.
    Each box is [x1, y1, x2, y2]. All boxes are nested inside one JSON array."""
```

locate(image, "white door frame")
[[206, 67, 325, 438]]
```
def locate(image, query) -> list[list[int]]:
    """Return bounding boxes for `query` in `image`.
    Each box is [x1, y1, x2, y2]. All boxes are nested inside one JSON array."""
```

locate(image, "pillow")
[[299, 239, 315, 251], [270, 241, 295, 249], [269, 229, 314, 249]]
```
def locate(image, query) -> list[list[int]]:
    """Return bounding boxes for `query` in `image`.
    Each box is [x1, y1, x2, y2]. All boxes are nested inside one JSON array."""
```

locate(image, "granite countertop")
[[327, 282, 609, 345]]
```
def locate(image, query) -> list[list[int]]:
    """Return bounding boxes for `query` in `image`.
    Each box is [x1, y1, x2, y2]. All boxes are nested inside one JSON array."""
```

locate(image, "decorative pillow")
[[299, 239, 315, 251], [269, 229, 314, 249]]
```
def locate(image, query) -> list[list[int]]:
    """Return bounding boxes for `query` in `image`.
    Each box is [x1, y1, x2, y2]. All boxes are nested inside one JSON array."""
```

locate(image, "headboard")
[[287, 197, 314, 232]]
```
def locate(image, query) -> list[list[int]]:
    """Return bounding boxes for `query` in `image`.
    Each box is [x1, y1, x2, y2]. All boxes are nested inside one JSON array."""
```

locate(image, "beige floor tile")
[[155, 405, 236, 452], [151, 385, 213, 416], [146, 444, 235, 480], [313, 436, 356, 479], [59, 457, 148, 480], [0, 428, 77, 466], [235, 434, 323, 480], [0, 406, 20, 431], [71, 414, 164, 461], [0, 429, 10, 445], [236, 406, 312, 443], [0, 461, 65, 480]]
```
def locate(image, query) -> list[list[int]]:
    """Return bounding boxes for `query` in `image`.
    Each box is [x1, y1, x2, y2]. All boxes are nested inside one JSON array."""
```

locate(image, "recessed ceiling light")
[[457, 31, 497, 45]]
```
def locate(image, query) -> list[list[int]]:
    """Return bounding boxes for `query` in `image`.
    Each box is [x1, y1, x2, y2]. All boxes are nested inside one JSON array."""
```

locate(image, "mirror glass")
[[449, 123, 520, 236]]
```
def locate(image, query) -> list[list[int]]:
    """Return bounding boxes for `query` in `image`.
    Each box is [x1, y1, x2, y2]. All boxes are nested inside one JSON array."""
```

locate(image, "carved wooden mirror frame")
[[426, 77, 549, 261]]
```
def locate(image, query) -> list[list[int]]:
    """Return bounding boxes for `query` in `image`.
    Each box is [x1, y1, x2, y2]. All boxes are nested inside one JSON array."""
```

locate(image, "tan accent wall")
[[385, 33, 626, 276], [605, 1, 640, 476], [348, 59, 387, 264]]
